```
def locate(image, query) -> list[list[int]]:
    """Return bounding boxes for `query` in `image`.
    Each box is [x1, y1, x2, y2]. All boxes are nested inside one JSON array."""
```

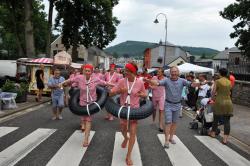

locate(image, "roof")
[[165, 55, 187, 65], [213, 47, 240, 60], [29, 58, 53, 64], [88, 46, 108, 57]]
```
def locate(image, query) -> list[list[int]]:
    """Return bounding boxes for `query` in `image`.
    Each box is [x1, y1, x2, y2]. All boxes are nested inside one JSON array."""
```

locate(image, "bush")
[[1, 80, 29, 98]]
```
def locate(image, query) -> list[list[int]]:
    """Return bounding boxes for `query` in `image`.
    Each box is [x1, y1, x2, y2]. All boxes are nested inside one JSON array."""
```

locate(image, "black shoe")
[[158, 128, 164, 132]]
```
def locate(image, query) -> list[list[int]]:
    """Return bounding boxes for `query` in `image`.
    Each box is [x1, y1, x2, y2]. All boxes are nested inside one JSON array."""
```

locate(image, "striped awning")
[[29, 58, 53, 64]]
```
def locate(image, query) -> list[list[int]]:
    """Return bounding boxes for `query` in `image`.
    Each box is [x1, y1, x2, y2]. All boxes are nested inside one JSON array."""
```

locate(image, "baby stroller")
[[189, 98, 221, 135]]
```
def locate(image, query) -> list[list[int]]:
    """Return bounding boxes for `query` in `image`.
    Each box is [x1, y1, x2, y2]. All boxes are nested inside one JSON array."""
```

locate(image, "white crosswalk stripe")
[[0, 128, 56, 166], [46, 130, 95, 166], [195, 136, 250, 166], [111, 132, 142, 166], [158, 134, 202, 166], [0, 127, 18, 138], [0, 126, 249, 166]]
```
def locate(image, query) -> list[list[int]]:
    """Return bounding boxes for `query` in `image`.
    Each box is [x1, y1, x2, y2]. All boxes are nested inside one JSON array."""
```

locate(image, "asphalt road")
[[0, 103, 249, 166]]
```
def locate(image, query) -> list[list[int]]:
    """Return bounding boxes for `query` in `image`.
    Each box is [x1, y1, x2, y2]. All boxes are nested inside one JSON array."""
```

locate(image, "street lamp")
[[154, 13, 167, 67]]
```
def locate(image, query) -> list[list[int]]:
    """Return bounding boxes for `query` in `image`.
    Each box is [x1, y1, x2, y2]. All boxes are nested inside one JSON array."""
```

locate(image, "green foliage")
[[1, 80, 28, 98], [105, 41, 219, 58], [220, 0, 250, 58], [0, 0, 48, 59], [54, 0, 120, 61]]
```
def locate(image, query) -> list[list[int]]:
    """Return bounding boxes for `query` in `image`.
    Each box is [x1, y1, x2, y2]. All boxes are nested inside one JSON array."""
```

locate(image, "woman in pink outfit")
[[150, 68, 165, 132], [110, 62, 147, 166], [61, 64, 109, 147], [104, 63, 121, 120], [69, 68, 80, 87]]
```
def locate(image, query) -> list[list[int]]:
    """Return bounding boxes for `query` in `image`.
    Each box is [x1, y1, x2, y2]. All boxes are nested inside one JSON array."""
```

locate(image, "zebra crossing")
[[0, 126, 249, 166]]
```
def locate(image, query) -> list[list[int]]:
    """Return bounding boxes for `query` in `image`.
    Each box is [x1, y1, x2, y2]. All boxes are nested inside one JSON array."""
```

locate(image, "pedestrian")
[[229, 71, 235, 98], [185, 75, 197, 111], [35, 64, 45, 102], [150, 68, 165, 132], [69, 68, 80, 88], [144, 66, 197, 149], [109, 62, 147, 165], [140, 67, 152, 93], [48, 68, 65, 120], [60, 64, 110, 147], [104, 63, 120, 121], [196, 74, 210, 111], [93, 66, 104, 80], [209, 68, 233, 145]]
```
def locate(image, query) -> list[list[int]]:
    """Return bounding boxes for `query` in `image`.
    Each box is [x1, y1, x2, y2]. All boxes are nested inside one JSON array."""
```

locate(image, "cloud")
[[109, 0, 237, 50], [42, 0, 238, 50]]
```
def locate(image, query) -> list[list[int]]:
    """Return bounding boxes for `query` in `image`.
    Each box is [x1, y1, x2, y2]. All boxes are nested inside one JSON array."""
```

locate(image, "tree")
[[112, 52, 119, 59], [200, 53, 206, 59], [220, 0, 250, 58], [24, 0, 35, 57], [0, 0, 48, 59], [46, 0, 57, 57], [55, 0, 120, 62]]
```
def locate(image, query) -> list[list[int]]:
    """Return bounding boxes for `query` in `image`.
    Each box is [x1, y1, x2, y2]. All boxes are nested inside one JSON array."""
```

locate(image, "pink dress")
[[70, 74, 106, 121], [151, 76, 165, 111], [69, 73, 80, 87], [93, 73, 104, 80], [104, 72, 120, 87], [111, 78, 146, 124]]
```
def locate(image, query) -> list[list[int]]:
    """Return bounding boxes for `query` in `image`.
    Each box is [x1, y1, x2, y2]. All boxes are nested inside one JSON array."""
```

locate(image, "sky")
[[43, 0, 237, 51]]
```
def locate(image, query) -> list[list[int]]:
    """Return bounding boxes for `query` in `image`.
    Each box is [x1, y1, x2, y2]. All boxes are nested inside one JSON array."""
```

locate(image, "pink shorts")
[[81, 116, 92, 122], [152, 98, 165, 111], [120, 119, 138, 125]]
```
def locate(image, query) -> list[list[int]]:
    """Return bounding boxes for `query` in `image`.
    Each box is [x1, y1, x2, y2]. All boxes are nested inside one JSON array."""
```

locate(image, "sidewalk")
[[230, 104, 250, 146], [184, 104, 250, 146], [0, 95, 50, 118]]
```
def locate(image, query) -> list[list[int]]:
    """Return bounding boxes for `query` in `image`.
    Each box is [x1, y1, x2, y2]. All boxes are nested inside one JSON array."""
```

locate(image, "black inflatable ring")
[[69, 86, 108, 116], [105, 96, 154, 120]]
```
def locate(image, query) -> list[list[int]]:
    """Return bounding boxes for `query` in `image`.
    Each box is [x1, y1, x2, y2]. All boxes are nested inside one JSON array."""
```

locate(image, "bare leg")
[[52, 107, 57, 119], [120, 122, 129, 148], [38, 89, 43, 101], [126, 122, 137, 165], [159, 110, 164, 129], [83, 121, 91, 147], [164, 124, 171, 144], [169, 123, 177, 141], [152, 109, 156, 122]]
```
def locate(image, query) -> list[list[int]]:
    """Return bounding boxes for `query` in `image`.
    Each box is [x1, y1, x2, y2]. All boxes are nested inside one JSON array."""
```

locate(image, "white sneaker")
[[58, 115, 63, 120], [52, 116, 57, 120]]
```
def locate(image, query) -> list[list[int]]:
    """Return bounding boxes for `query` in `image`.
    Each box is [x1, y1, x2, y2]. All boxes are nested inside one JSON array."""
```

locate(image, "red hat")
[[125, 63, 137, 74], [110, 63, 116, 69], [82, 64, 94, 71]]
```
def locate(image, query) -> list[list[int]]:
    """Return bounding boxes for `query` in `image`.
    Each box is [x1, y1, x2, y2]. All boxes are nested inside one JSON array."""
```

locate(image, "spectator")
[[209, 68, 233, 145], [35, 64, 45, 102], [186, 75, 197, 111], [196, 74, 210, 111], [229, 71, 235, 98]]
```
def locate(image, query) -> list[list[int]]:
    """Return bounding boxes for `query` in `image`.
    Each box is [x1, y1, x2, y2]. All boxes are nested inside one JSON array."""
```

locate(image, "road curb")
[[0, 100, 50, 119]]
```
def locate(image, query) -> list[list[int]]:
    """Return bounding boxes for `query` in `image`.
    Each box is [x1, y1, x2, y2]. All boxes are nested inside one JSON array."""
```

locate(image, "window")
[[235, 57, 240, 65]]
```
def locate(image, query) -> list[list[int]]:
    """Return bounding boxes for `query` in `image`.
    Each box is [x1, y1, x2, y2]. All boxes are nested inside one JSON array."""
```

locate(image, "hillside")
[[105, 41, 219, 58]]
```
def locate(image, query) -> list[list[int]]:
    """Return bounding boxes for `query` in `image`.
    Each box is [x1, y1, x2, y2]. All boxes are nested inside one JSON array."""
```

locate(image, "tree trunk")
[[6, 0, 25, 57], [24, 0, 35, 58], [72, 45, 78, 62], [46, 0, 54, 58], [71, 30, 79, 62]]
